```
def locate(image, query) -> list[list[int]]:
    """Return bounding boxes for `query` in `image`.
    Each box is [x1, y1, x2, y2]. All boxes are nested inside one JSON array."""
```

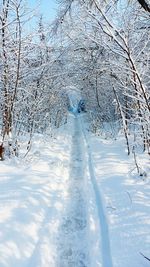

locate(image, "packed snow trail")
[[56, 115, 90, 267], [80, 115, 113, 267]]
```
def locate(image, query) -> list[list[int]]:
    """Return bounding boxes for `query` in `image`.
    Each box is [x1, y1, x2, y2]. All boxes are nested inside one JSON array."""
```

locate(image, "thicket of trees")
[[54, 0, 150, 157], [0, 0, 68, 158], [0, 0, 149, 161]]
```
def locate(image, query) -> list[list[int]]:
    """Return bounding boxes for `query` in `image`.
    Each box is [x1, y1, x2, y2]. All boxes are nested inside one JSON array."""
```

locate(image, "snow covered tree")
[[55, 0, 150, 153]]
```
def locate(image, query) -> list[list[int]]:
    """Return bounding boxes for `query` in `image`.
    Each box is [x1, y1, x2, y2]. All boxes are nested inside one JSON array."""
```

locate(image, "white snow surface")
[[0, 114, 149, 267]]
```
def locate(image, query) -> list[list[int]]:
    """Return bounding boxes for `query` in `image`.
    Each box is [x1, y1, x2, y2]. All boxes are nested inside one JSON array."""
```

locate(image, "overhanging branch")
[[137, 0, 150, 12]]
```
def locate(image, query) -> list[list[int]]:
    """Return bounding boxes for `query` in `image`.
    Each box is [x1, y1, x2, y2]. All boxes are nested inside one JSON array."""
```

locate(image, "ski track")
[[56, 115, 90, 267], [80, 115, 113, 267], [25, 114, 112, 267]]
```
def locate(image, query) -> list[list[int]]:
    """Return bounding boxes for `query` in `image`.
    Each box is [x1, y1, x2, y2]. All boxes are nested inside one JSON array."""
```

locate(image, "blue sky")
[[29, 0, 58, 21]]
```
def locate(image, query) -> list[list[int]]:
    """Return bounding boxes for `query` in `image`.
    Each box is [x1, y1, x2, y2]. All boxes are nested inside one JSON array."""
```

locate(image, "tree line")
[[0, 0, 150, 163]]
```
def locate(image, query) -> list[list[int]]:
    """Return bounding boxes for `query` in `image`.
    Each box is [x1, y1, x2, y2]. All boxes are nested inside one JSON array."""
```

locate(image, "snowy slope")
[[0, 113, 149, 267], [84, 120, 150, 267], [0, 119, 72, 267]]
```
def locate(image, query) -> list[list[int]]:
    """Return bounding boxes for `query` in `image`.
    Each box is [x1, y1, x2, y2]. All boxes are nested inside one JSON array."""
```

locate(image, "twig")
[[126, 191, 132, 205], [140, 252, 150, 262]]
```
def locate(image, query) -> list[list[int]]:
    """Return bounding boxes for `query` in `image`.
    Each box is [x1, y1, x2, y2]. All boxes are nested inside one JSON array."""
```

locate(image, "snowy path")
[[0, 114, 114, 267], [80, 116, 113, 267], [56, 116, 90, 267], [56, 114, 113, 267], [0, 114, 149, 267]]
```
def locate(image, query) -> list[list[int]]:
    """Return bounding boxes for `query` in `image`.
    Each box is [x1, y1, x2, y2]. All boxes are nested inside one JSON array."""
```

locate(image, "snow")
[[86, 123, 150, 267], [0, 121, 72, 267], [0, 114, 150, 267], [81, 117, 113, 267]]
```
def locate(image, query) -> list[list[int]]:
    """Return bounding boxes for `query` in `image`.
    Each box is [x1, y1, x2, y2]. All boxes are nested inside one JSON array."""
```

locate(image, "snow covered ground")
[[0, 114, 149, 267], [0, 119, 72, 267], [84, 120, 150, 267]]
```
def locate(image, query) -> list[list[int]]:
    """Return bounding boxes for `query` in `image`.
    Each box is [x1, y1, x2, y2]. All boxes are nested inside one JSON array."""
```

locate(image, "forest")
[[0, 1, 150, 267], [0, 0, 150, 160]]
